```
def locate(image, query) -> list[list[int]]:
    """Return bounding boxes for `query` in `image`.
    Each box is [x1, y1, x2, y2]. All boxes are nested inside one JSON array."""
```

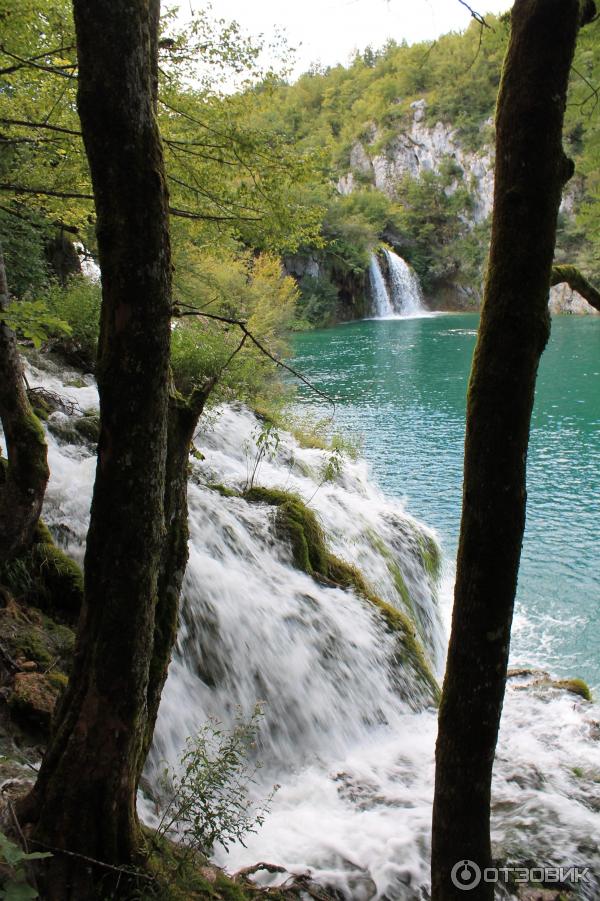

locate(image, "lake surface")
[[292, 313, 600, 690]]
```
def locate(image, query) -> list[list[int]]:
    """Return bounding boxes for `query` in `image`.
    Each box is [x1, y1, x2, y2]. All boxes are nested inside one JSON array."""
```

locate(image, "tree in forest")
[[431, 1, 597, 899], [0, 241, 49, 559], [15, 1, 177, 897]]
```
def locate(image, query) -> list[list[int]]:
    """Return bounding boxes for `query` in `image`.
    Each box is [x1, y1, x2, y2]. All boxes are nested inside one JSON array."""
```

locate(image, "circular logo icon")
[[451, 860, 482, 891]]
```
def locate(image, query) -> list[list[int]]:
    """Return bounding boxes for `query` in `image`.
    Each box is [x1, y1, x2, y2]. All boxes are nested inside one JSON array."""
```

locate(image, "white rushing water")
[[18, 355, 600, 900], [368, 255, 395, 319], [384, 250, 426, 317], [368, 252, 427, 319]]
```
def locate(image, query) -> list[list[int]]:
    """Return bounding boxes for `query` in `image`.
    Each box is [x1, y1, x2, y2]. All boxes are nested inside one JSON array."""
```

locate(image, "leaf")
[[3, 881, 40, 900]]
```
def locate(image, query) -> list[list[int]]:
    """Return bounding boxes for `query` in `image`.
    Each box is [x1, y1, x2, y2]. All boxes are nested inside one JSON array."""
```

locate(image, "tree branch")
[[0, 118, 81, 137], [172, 302, 336, 412], [457, 0, 491, 28], [0, 182, 93, 201], [0, 44, 76, 77], [551, 264, 600, 311], [0, 45, 77, 79]]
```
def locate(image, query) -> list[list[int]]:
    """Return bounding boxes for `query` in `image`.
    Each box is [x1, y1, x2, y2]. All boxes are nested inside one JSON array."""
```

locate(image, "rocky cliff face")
[[338, 98, 592, 316], [338, 99, 495, 223]]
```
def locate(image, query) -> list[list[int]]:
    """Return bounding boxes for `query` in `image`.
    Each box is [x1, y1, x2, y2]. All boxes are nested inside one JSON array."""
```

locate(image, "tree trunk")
[[141, 382, 213, 769], [0, 241, 49, 561], [45, 231, 82, 286], [20, 0, 173, 896], [431, 2, 594, 899]]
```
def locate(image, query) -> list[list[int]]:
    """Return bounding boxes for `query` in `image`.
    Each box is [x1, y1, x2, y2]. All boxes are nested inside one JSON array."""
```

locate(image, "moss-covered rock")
[[208, 483, 240, 499], [508, 669, 593, 702], [139, 829, 314, 900], [552, 678, 592, 702], [245, 487, 328, 575], [244, 486, 440, 704], [32, 541, 84, 620], [47, 410, 100, 446], [0, 519, 83, 623], [8, 672, 62, 732], [0, 599, 75, 674]]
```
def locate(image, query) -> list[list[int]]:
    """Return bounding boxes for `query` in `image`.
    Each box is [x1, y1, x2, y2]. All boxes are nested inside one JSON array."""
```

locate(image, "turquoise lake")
[[292, 313, 600, 690]]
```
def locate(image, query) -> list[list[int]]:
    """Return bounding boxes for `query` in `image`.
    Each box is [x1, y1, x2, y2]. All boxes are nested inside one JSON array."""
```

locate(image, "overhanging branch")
[[172, 302, 336, 412], [551, 264, 600, 311]]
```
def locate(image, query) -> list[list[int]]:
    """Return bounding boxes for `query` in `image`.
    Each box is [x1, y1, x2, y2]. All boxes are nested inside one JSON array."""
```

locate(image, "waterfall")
[[384, 249, 426, 316], [368, 254, 394, 318], [15, 355, 600, 901], [368, 251, 426, 319]]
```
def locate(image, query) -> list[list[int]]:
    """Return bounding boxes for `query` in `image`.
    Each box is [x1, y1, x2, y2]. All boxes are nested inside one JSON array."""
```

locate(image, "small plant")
[[156, 705, 276, 857], [0, 831, 51, 901], [244, 422, 281, 491]]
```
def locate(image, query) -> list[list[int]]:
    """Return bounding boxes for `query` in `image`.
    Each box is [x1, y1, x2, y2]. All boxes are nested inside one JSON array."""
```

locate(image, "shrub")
[[156, 705, 276, 856]]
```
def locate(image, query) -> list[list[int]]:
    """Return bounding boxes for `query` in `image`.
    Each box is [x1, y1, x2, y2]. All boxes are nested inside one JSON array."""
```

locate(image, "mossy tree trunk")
[[141, 382, 214, 767], [431, 2, 595, 899], [0, 241, 49, 561], [19, 1, 174, 897]]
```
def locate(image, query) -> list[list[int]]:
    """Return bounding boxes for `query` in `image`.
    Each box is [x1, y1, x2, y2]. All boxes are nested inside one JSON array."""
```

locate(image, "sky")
[[184, 0, 512, 81]]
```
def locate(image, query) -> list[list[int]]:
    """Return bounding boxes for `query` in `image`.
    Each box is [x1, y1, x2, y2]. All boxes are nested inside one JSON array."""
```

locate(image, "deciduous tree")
[[431, 2, 596, 899]]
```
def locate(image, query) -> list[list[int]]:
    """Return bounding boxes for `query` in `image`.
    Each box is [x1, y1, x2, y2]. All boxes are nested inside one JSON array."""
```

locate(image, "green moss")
[[245, 487, 440, 704], [245, 487, 328, 575], [74, 411, 100, 443], [33, 519, 54, 545], [33, 541, 84, 619], [208, 483, 240, 498], [553, 678, 592, 702], [139, 829, 290, 900], [328, 554, 440, 703], [417, 533, 442, 582], [47, 671, 69, 692], [0, 602, 75, 674]]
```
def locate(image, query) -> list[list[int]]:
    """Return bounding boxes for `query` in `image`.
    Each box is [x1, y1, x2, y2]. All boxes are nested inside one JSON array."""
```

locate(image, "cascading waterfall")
[[384, 249, 426, 316], [18, 355, 600, 900], [368, 250, 426, 319], [368, 254, 395, 319]]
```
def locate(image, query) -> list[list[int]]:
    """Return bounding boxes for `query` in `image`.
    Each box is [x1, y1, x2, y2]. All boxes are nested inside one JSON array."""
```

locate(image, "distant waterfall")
[[384, 249, 425, 315], [368, 250, 426, 318], [368, 254, 394, 318]]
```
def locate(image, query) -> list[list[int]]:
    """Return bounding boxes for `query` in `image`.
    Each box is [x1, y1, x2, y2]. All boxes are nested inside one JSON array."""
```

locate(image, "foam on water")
[[16, 357, 600, 900]]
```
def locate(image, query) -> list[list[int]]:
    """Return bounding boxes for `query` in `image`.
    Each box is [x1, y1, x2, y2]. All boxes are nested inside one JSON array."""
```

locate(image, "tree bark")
[[431, 2, 594, 899], [0, 241, 49, 560], [140, 382, 214, 769], [20, 1, 173, 897]]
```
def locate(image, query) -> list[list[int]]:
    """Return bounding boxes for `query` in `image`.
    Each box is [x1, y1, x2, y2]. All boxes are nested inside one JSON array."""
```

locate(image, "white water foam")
[[17, 356, 600, 900]]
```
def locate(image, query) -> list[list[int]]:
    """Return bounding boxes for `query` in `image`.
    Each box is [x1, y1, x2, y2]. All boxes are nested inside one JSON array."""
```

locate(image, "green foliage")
[[391, 169, 484, 291], [244, 421, 281, 491], [0, 299, 71, 349], [41, 277, 100, 367], [156, 706, 275, 857], [0, 209, 49, 299], [0, 831, 51, 900], [295, 274, 339, 328], [172, 251, 297, 406]]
